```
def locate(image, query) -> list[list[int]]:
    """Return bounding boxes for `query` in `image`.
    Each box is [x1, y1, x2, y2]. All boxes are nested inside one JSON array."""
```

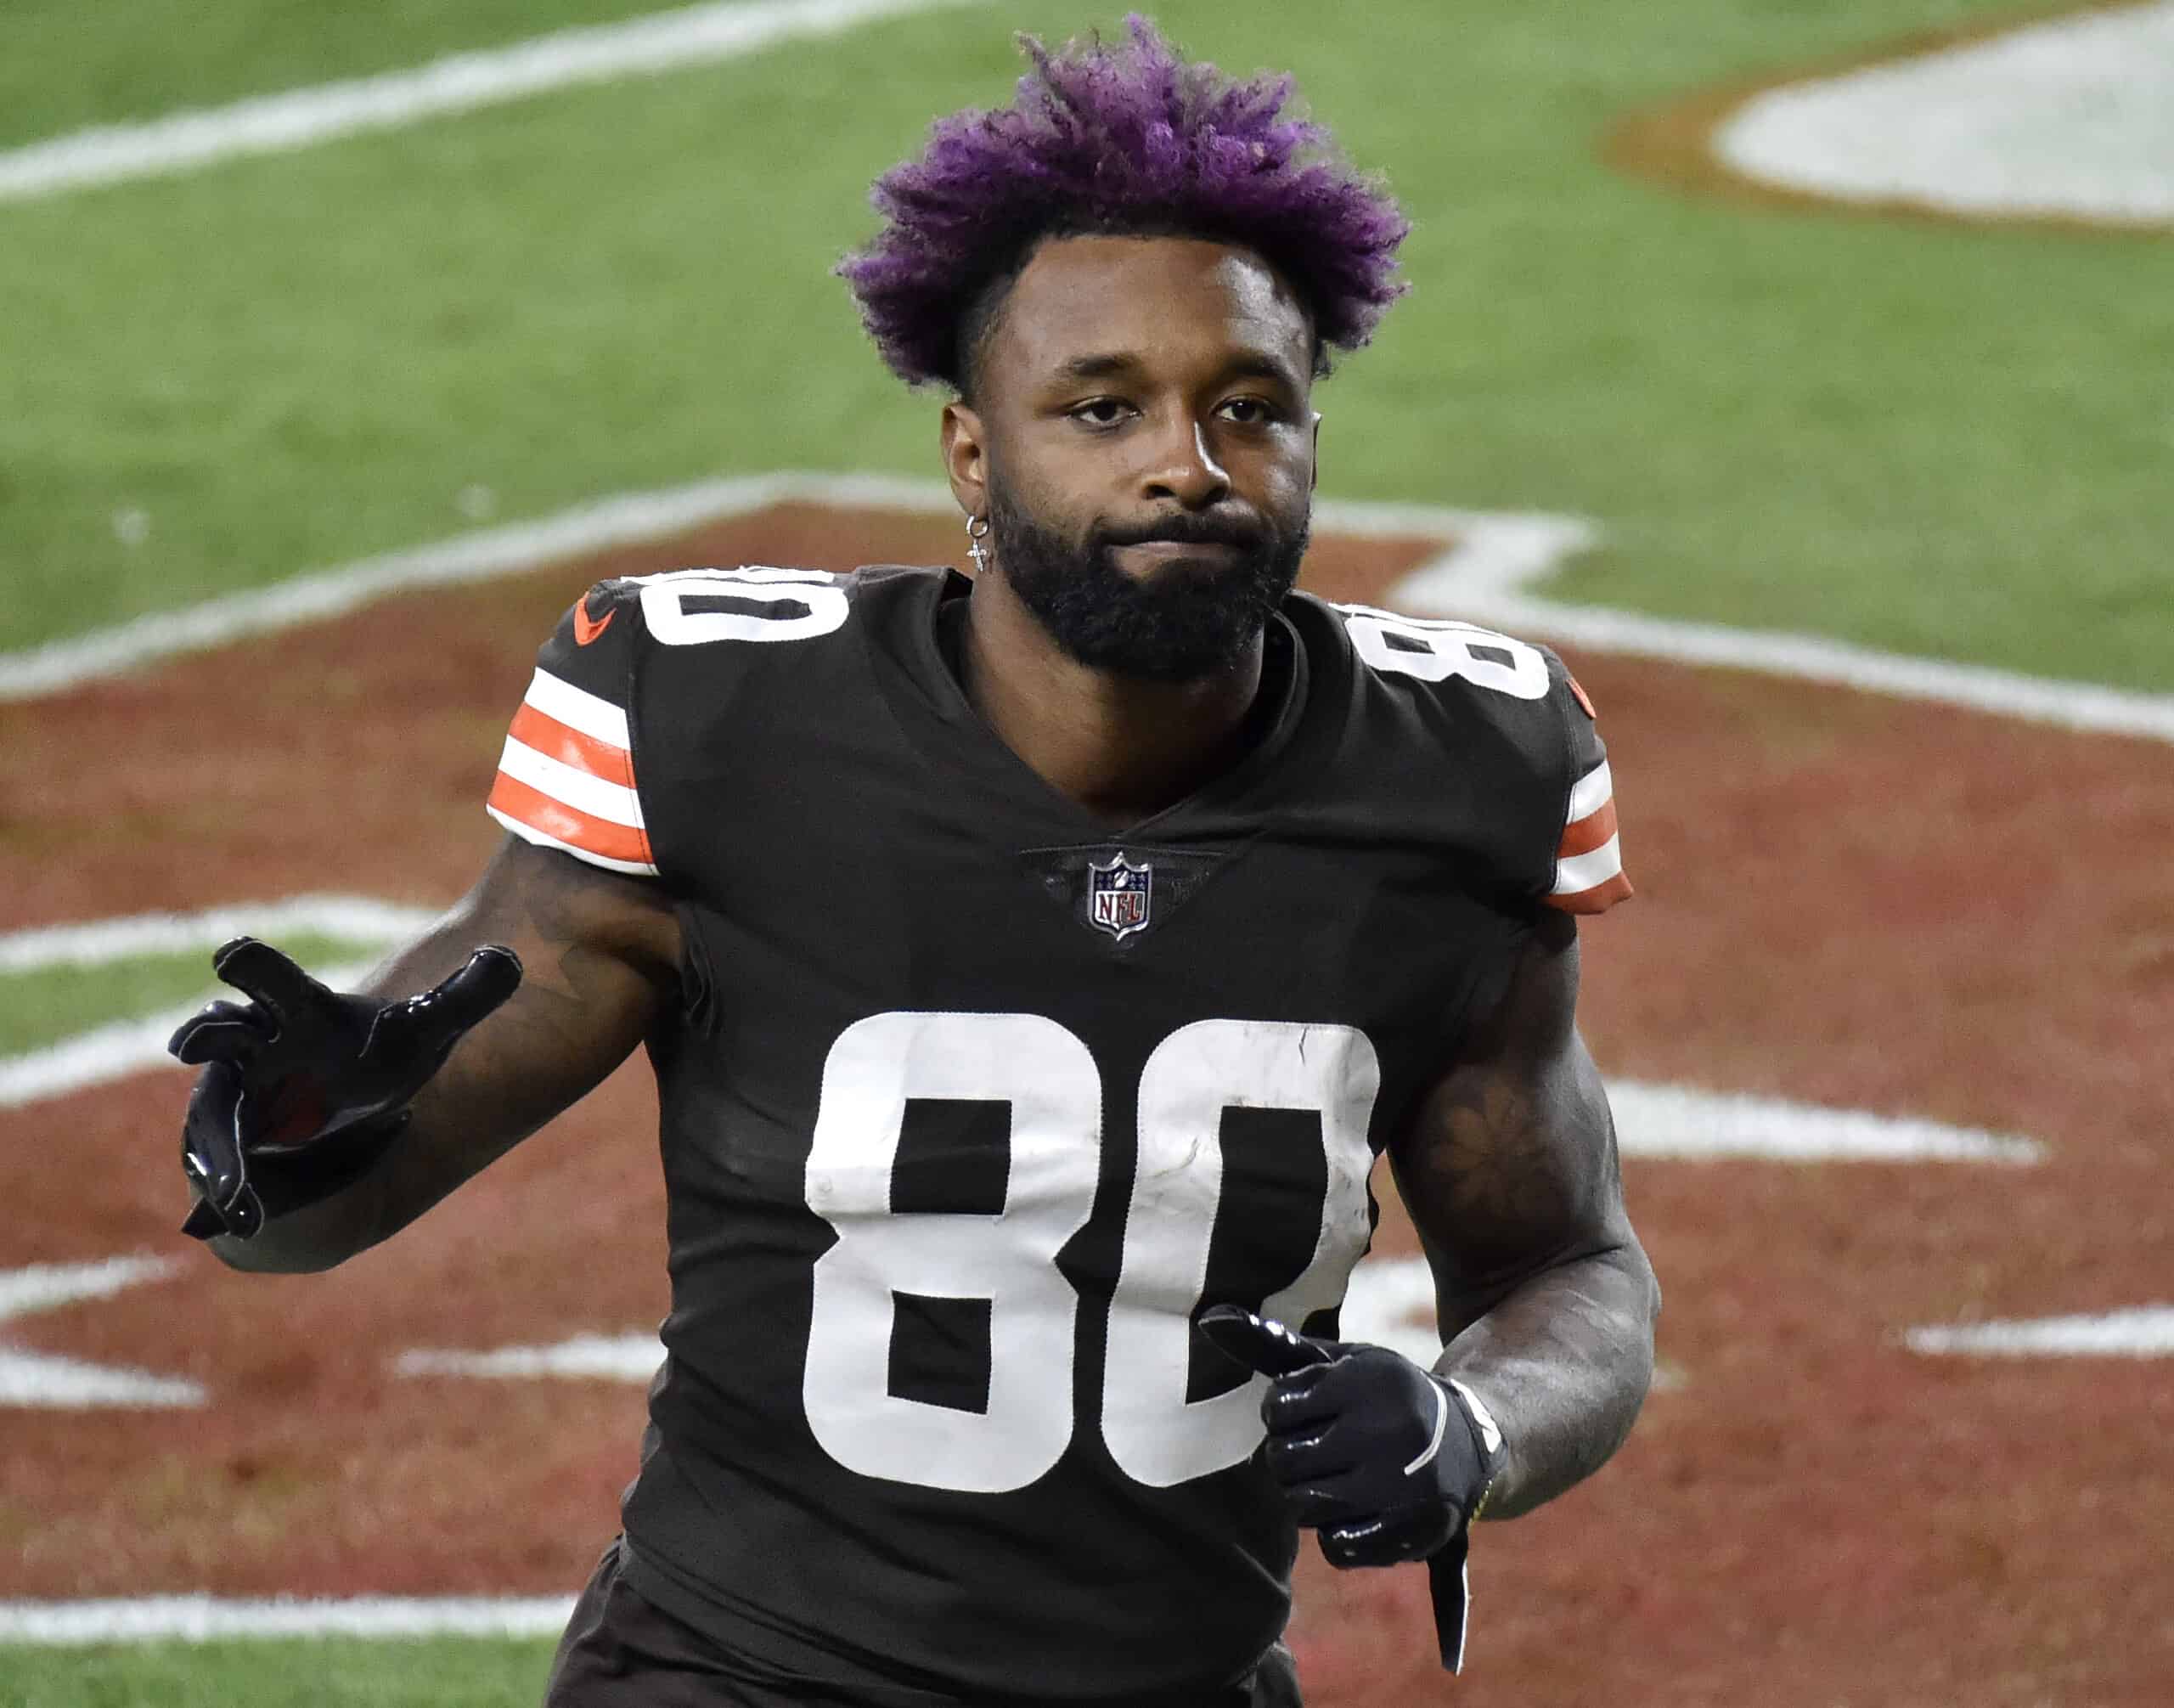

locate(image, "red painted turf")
[[4, 505, 2169, 1705]]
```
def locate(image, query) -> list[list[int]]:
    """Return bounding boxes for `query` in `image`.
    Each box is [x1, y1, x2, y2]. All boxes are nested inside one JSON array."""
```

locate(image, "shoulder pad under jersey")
[[483, 568, 853, 879], [486, 577, 658, 877], [1321, 599, 1632, 916]]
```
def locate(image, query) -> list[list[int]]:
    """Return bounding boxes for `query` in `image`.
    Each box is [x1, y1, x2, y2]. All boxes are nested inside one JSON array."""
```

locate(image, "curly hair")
[[836, 15, 1411, 393]]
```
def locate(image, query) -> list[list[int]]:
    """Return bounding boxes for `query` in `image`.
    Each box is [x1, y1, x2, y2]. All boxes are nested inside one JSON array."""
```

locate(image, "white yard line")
[[0, 0, 979, 205], [384, 1084, 2046, 1384], [0, 895, 436, 972], [0, 472, 912, 701], [5, 470, 2169, 743], [0, 961, 375, 1110], [0, 1253, 178, 1320], [0, 1255, 203, 1409], [1906, 1305, 2174, 1358], [0, 1596, 577, 1644], [0, 895, 424, 1108], [1388, 552, 2174, 746], [1607, 1079, 2042, 1165]]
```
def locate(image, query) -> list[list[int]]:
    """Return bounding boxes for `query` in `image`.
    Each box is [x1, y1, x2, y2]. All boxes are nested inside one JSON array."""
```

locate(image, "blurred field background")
[[5, 0, 2169, 682], [3, 1, 2169, 1703]]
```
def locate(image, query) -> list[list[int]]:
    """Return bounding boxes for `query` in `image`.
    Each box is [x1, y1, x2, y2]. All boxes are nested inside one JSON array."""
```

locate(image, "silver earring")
[[966, 513, 991, 573]]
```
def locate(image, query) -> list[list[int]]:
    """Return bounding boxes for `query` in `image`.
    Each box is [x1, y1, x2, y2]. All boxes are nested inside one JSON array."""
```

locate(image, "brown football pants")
[[544, 1538, 1304, 1708]]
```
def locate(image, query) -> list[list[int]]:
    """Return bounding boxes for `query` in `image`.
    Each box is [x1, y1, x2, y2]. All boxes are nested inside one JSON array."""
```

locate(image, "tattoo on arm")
[[1389, 915, 1659, 1517]]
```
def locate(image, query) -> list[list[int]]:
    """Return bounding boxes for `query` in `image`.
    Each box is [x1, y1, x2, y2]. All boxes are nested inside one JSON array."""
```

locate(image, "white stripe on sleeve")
[[1552, 835, 1624, 896], [523, 667, 631, 750], [486, 806, 658, 877], [496, 736, 646, 827], [1566, 760, 1613, 825]]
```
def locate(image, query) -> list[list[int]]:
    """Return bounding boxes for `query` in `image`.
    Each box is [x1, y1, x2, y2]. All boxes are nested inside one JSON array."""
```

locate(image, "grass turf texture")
[[0, 0, 679, 148], [0, 935, 384, 1057], [3, 0, 2169, 686], [0, 1636, 555, 1706]]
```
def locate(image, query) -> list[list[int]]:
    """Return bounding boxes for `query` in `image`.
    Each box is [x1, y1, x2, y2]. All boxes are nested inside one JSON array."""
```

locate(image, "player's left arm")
[[1388, 906, 1659, 1519]]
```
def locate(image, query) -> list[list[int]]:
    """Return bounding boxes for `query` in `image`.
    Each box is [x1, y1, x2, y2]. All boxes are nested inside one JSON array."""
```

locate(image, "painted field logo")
[[1088, 854, 1152, 941]]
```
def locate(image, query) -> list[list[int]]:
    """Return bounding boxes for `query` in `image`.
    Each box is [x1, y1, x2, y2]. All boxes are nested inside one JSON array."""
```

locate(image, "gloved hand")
[[169, 936, 521, 1241], [1195, 1305, 1504, 1567]]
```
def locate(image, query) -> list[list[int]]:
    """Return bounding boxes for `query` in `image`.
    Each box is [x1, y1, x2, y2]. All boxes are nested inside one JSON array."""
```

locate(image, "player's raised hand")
[[169, 937, 521, 1242], [1196, 1305, 1505, 1568]]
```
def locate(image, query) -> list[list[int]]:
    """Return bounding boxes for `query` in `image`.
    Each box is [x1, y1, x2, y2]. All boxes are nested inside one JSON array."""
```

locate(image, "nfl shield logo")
[[1087, 853, 1153, 942]]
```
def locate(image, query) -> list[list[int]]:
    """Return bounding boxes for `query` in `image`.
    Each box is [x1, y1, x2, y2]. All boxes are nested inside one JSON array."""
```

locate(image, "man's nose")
[[1139, 415, 1232, 510]]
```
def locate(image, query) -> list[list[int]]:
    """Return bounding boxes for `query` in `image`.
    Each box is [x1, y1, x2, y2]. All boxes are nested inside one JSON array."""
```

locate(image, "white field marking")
[[0, 960, 374, 1110], [0, 894, 426, 1109], [389, 1273, 1461, 1386], [1609, 1080, 2043, 1164], [8, 470, 2171, 745], [0, 894, 436, 972], [1714, 3, 2174, 225], [1906, 1305, 2174, 1359], [1389, 547, 2174, 745], [392, 1266, 1518, 1388], [0, 1255, 203, 1409], [0, 0, 982, 206], [0, 1596, 577, 1645], [1338, 1254, 1445, 1370], [397, 1332, 665, 1382]]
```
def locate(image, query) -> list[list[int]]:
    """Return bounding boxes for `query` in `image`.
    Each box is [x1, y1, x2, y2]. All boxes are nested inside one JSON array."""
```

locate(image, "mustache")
[[1092, 511, 1270, 552]]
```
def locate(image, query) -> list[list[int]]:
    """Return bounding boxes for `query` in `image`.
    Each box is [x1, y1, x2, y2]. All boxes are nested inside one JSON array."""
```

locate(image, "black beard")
[[985, 484, 1308, 683]]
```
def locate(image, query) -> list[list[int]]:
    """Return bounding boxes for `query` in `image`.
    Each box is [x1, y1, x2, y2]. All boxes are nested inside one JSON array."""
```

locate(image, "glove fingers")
[[1196, 1305, 1335, 1380], [424, 945, 523, 1035], [1319, 1504, 1450, 1569], [1287, 1484, 1357, 1530], [373, 945, 523, 1063], [180, 1058, 249, 1207], [1261, 1361, 1354, 1432], [211, 938, 328, 1029], [1265, 1421, 1359, 1487], [169, 1001, 271, 1065]]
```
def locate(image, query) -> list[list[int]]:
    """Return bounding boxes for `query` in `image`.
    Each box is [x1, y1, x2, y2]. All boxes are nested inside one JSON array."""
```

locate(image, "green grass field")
[[3, 0, 2167, 680], [0, 934, 383, 1057], [2, 3, 2165, 1703], [0, 1637, 554, 1707]]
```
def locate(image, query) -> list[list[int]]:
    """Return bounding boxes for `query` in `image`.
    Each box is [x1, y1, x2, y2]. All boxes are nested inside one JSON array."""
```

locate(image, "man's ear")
[[942, 401, 989, 522]]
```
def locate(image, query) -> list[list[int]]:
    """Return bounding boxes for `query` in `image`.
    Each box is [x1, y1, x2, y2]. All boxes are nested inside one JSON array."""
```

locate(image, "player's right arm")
[[188, 578, 684, 1272], [196, 836, 679, 1275]]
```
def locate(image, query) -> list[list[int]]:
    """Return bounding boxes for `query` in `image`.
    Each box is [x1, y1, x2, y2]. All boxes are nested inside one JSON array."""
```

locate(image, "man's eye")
[[1218, 397, 1281, 426], [1069, 398, 1131, 427]]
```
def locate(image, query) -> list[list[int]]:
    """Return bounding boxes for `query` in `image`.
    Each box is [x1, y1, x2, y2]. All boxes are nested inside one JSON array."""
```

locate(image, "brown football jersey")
[[487, 564, 1627, 1701]]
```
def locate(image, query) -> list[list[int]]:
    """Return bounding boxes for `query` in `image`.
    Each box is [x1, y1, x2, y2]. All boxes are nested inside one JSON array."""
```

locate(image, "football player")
[[172, 20, 1658, 1705]]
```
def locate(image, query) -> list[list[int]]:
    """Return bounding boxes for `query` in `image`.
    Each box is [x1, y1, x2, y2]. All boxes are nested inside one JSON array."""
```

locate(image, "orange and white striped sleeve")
[[1545, 677, 1632, 916], [485, 589, 659, 877]]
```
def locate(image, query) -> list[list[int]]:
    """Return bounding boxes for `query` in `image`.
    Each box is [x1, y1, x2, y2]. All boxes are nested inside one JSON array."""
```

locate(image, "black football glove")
[[1197, 1304, 1504, 1564], [1196, 1305, 1507, 1671], [169, 936, 521, 1242]]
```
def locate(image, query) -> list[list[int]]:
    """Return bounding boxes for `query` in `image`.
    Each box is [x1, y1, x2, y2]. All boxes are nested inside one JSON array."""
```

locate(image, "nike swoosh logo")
[[572, 600, 614, 646]]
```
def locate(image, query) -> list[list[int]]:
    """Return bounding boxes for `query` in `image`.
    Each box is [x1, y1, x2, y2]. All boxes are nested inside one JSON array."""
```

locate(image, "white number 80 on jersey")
[[802, 1013, 1381, 1494]]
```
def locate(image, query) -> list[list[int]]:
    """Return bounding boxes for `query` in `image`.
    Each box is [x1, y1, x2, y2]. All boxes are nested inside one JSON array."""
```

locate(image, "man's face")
[[951, 234, 1318, 682]]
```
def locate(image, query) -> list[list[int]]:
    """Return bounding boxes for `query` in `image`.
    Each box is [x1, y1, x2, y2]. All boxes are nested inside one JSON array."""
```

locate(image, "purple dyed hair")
[[837, 15, 1411, 392]]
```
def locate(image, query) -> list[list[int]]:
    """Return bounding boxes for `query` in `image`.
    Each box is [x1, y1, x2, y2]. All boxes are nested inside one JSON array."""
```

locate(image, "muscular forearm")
[[1433, 1240, 1659, 1519], [205, 976, 636, 1272], [194, 839, 674, 1274]]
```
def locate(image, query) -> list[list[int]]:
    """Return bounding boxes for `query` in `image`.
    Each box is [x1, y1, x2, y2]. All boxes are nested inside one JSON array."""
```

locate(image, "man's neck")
[[959, 573, 1270, 827]]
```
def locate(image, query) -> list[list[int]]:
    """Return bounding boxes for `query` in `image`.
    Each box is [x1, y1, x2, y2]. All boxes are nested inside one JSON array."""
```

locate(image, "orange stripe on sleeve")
[[487, 771, 655, 870], [508, 702, 635, 789], [1557, 798, 1619, 860]]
